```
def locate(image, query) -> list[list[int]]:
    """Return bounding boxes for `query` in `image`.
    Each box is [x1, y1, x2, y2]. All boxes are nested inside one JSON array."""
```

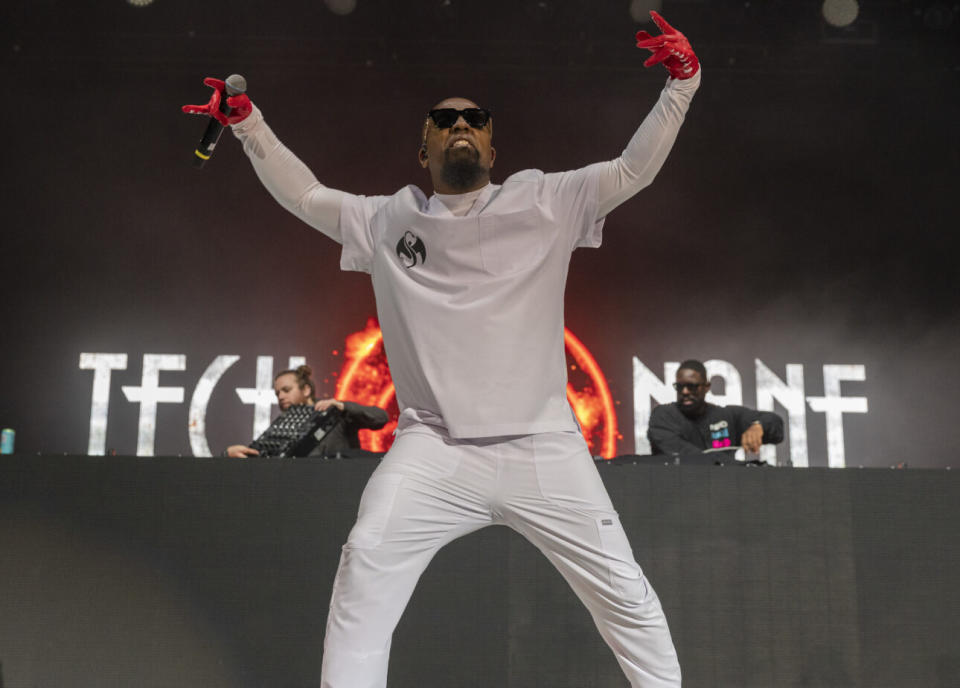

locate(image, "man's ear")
[[703, 381, 711, 393], [489, 146, 496, 168], [418, 144, 429, 168]]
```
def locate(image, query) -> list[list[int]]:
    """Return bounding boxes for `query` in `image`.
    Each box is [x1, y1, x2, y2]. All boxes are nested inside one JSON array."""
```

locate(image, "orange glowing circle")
[[563, 329, 618, 459], [335, 322, 618, 458]]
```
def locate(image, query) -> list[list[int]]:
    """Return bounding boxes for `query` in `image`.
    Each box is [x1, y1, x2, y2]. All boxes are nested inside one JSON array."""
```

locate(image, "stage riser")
[[1, 457, 956, 688]]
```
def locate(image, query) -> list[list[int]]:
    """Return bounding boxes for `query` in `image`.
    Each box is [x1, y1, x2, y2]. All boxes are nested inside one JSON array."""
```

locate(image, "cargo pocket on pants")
[[596, 515, 648, 605], [347, 472, 405, 549]]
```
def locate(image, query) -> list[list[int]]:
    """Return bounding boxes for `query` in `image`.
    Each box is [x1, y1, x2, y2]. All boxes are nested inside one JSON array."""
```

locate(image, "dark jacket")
[[647, 402, 783, 456], [308, 401, 390, 456]]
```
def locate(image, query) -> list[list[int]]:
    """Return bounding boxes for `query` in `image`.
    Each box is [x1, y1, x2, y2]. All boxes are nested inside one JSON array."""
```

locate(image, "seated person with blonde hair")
[[226, 364, 388, 458]]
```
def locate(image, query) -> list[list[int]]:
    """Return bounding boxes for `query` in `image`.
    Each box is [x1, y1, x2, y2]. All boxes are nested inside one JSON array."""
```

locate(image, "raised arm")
[[596, 11, 701, 217], [340, 401, 389, 431], [314, 399, 389, 431], [183, 79, 350, 242]]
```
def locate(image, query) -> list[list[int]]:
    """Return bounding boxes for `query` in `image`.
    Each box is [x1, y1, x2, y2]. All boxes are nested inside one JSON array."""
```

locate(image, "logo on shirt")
[[396, 231, 426, 268], [709, 419, 732, 449]]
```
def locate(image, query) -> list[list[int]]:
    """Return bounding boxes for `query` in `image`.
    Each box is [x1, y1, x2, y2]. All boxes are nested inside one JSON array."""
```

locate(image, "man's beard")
[[679, 398, 706, 418], [441, 148, 486, 191]]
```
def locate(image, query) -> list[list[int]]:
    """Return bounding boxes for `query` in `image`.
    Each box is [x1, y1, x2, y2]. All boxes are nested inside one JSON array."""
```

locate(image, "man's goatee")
[[441, 150, 486, 191]]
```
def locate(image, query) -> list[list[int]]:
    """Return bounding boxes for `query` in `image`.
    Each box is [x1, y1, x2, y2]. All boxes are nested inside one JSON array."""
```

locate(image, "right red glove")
[[181, 77, 252, 125], [635, 11, 699, 80]]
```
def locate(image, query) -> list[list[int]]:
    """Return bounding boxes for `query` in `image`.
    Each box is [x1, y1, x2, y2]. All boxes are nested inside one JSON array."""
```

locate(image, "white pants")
[[320, 423, 681, 687]]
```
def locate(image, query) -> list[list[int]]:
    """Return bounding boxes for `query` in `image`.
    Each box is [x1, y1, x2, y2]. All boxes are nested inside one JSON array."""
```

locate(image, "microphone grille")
[[225, 74, 247, 96]]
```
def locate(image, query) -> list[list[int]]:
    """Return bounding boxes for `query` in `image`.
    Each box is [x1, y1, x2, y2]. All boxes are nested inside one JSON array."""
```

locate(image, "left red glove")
[[635, 11, 699, 80], [181, 77, 252, 125]]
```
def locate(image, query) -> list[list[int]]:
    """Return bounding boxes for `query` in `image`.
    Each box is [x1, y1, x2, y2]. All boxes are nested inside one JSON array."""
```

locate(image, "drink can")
[[0, 428, 14, 454]]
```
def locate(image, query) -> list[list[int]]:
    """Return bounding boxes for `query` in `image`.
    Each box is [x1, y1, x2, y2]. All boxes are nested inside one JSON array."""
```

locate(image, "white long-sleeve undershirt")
[[231, 70, 700, 241]]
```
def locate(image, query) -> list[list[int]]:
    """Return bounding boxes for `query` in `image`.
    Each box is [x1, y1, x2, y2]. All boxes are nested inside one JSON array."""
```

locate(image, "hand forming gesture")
[[740, 423, 764, 455], [182, 77, 253, 126], [636, 11, 699, 80]]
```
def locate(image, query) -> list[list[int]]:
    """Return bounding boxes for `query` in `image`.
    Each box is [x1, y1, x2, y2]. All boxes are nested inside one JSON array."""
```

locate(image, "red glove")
[[181, 77, 252, 125], [635, 11, 699, 80]]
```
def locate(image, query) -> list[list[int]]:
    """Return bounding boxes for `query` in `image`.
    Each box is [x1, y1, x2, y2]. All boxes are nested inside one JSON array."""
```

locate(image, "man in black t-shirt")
[[648, 359, 784, 456]]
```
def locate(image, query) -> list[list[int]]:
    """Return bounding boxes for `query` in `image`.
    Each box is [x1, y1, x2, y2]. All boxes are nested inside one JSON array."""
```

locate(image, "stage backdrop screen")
[[2, 1, 958, 468]]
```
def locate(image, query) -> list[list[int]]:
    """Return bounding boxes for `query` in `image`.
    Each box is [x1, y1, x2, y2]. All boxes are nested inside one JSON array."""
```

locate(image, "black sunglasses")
[[673, 382, 705, 392], [428, 107, 492, 130]]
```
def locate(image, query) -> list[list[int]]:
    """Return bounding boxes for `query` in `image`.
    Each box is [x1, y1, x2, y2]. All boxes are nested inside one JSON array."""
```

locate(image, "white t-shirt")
[[231, 72, 700, 437], [339, 167, 605, 437]]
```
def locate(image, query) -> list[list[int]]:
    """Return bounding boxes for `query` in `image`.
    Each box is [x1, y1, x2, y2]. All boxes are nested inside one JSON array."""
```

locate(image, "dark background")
[[1, 0, 958, 466]]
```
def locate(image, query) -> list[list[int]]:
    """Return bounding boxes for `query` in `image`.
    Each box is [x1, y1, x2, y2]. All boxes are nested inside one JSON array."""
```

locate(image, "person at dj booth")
[[648, 359, 784, 457], [225, 364, 389, 458]]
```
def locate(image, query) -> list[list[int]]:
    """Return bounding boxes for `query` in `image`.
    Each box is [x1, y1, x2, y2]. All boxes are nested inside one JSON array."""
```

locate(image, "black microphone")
[[193, 74, 247, 168]]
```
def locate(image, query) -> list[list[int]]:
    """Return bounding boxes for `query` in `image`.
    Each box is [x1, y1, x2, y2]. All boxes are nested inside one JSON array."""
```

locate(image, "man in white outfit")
[[185, 11, 699, 687]]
